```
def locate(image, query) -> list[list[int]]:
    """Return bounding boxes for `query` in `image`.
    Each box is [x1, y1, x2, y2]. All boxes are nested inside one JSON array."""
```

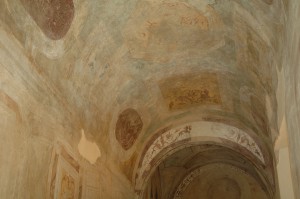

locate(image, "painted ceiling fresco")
[[159, 73, 222, 110], [0, 0, 285, 198]]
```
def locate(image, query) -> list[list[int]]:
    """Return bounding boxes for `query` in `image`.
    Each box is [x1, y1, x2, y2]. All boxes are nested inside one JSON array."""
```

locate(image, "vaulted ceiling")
[[0, 0, 287, 198]]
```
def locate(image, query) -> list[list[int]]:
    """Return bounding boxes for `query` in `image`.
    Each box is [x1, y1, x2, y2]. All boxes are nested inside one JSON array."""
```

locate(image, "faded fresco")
[[0, 0, 287, 197], [48, 145, 81, 199], [124, 1, 224, 62], [211, 123, 265, 163], [20, 0, 74, 40], [116, 108, 143, 150], [159, 73, 222, 110], [59, 169, 76, 199]]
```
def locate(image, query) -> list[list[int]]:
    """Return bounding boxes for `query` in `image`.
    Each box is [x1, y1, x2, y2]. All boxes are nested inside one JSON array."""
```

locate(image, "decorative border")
[[211, 124, 265, 163], [135, 125, 192, 188]]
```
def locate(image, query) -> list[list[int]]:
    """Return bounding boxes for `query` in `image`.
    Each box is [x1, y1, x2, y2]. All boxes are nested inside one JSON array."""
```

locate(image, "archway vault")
[[0, 0, 288, 198], [134, 120, 276, 197], [173, 163, 272, 199]]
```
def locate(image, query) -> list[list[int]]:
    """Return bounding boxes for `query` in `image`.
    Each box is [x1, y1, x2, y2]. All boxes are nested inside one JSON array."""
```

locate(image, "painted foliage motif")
[[159, 73, 222, 110], [116, 108, 143, 150], [136, 125, 192, 188], [212, 124, 265, 163]]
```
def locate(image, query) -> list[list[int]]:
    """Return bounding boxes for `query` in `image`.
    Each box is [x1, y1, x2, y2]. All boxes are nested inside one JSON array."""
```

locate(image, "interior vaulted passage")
[[0, 0, 299, 198]]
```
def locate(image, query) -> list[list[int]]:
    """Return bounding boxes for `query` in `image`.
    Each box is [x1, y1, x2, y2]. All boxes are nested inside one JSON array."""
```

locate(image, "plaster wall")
[[274, 116, 295, 199], [0, 0, 294, 198], [283, 0, 300, 197], [277, 147, 294, 199], [0, 25, 134, 199]]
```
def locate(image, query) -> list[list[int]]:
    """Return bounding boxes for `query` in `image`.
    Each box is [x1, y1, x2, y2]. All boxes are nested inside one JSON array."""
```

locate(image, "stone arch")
[[133, 121, 272, 195]]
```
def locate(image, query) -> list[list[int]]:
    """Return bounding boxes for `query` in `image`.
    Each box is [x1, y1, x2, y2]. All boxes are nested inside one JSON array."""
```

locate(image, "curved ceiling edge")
[[133, 121, 270, 193]]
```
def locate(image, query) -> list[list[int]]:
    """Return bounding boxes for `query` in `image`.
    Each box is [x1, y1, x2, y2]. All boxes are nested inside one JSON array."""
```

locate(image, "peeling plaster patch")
[[78, 129, 101, 164]]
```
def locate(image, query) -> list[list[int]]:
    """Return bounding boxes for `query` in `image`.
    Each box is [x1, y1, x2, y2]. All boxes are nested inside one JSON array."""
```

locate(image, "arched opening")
[[134, 121, 276, 199]]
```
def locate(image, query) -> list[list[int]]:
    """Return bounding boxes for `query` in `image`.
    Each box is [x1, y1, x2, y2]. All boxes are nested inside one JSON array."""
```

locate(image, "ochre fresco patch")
[[159, 73, 222, 110], [116, 108, 143, 150], [59, 169, 75, 199], [20, 0, 74, 40]]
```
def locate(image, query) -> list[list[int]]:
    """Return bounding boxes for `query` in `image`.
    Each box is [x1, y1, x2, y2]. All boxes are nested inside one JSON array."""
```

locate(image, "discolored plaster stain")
[[78, 129, 101, 164], [159, 73, 222, 110], [0, 90, 22, 123], [20, 0, 74, 40], [115, 108, 143, 150]]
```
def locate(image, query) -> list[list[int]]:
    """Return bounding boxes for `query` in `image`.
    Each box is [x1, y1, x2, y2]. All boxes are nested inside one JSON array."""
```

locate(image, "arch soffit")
[[172, 163, 273, 199], [133, 121, 271, 192]]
